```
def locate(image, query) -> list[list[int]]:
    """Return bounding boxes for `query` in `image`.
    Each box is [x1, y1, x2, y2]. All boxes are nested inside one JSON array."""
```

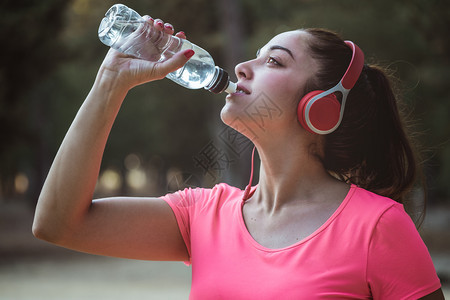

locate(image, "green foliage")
[[1, 0, 449, 201]]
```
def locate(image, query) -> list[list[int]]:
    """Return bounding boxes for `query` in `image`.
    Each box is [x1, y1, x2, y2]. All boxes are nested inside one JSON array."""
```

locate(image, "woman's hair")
[[302, 28, 425, 225]]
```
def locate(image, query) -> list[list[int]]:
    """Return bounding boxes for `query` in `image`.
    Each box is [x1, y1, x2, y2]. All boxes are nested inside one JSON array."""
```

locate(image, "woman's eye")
[[267, 57, 281, 66]]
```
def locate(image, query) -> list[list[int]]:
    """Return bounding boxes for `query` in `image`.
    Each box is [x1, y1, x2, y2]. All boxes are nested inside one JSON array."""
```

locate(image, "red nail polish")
[[184, 49, 195, 59]]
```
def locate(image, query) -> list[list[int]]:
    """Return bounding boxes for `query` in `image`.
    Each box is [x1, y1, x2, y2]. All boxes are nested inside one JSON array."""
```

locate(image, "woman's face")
[[221, 30, 318, 140]]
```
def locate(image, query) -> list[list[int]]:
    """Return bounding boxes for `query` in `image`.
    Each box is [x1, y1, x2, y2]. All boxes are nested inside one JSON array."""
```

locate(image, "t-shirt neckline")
[[238, 184, 357, 252]]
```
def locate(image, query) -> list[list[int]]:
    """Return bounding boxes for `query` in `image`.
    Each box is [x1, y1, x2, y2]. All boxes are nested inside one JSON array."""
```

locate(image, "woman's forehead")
[[259, 30, 311, 63], [263, 30, 309, 54]]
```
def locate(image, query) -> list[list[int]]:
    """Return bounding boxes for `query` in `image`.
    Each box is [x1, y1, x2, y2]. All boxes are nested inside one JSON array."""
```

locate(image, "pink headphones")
[[297, 41, 365, 135]]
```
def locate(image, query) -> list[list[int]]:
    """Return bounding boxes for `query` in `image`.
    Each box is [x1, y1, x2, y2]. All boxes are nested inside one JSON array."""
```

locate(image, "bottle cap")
[[207, 67, 232, 94], [224, 81, 237, 94]]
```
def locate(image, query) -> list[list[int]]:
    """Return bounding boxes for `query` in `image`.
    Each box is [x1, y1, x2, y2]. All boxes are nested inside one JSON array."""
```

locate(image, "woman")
[[33, 17, 444, 299]]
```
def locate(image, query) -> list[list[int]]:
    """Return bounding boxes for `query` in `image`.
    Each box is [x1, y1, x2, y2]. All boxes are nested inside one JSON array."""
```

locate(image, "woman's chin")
[[220, 104, 247, 126], [219, 104, 236, 126], [220, 105, 259, 142]]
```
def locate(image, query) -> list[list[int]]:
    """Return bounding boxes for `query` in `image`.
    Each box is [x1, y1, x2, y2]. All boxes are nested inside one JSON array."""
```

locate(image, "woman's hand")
[[98, 16, 193, 92]]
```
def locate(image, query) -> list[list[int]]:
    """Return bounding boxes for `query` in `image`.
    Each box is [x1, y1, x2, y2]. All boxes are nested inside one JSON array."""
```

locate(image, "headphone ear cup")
[[297, 90, 341, 134]]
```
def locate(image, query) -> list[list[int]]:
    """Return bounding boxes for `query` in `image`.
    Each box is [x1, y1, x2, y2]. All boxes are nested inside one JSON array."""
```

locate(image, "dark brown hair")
[[302, 28, 425, 225]]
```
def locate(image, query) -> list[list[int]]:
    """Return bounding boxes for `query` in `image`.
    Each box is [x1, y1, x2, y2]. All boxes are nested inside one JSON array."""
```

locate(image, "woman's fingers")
[[163, 23, 174, 35], [153, 18, 164, 29], [151, 48, 195, 78], [175, 31, 186, 40], [142, 15, 154, 23], [143, 16, 175, 35]]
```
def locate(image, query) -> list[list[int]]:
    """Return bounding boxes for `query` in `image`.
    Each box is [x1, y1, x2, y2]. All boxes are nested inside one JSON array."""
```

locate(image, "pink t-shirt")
[[161, 183, 441, 299]]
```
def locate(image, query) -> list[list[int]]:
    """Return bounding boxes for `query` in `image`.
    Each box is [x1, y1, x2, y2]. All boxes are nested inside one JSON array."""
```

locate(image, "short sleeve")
[[161, 187, 211, 265], [367, 203, 441, 299]]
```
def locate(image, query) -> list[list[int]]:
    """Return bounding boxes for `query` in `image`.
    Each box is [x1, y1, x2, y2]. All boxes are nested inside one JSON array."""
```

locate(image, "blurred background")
[[1, 0, 449, 298]]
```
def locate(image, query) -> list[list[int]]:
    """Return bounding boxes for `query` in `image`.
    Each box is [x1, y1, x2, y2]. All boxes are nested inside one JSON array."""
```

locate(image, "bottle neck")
[[205, 67, 236, 94]]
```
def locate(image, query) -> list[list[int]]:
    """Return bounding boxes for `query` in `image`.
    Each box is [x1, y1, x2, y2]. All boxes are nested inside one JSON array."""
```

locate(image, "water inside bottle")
[[166, 43, 216, 89]]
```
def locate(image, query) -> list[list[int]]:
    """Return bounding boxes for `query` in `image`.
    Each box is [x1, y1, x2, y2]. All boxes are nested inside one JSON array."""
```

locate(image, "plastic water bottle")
[[98, 4, 237, 94]]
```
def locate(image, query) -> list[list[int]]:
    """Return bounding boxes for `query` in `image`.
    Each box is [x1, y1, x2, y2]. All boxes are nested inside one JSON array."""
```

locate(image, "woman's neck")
[[250, 132, 343, 214]]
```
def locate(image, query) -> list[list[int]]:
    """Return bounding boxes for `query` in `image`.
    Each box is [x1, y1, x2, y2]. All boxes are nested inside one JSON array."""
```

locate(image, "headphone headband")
[[341, 41, 365, 90]]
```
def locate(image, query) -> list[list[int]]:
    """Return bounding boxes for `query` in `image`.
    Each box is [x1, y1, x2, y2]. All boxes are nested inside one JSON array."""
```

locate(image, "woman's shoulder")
[[187, 182, 244, 200], [204, 183, 246, 207], [349, 185, 402, 210], [340, 186, 422, 254], [344, 185, 409, 227], [161, 182, 244, 209], [210, 182, 244, 195]]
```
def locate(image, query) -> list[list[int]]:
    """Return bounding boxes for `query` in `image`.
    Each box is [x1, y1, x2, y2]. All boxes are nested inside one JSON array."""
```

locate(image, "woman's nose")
[[235, 60, 253, 80]]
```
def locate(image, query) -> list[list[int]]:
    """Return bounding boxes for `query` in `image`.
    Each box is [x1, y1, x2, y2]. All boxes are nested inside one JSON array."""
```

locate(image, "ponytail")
[[304, 29, 425, 225], [324, 65, 418, 199]]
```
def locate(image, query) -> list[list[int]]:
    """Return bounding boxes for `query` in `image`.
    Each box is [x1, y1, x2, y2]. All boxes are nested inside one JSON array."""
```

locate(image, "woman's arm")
[[32, 22, 193, 261]]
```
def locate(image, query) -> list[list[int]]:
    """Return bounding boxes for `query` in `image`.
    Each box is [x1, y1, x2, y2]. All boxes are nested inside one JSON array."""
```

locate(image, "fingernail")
[[164, 24, 173, 30], [184, 49, 195, 59]]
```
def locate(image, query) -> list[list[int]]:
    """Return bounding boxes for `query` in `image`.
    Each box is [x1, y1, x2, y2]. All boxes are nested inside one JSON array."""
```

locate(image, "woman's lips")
[[234, 83, 250, 95]]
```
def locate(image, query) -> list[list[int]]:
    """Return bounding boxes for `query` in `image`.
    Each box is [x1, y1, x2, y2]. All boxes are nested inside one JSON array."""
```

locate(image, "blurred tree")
[[0, 0, 73, 203], [395, 0, 450, 200]]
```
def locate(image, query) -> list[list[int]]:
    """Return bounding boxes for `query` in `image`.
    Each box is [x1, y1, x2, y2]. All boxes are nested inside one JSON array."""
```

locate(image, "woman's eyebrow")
[[269, 45, 295, 60], [256, 46, 295, 60]]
